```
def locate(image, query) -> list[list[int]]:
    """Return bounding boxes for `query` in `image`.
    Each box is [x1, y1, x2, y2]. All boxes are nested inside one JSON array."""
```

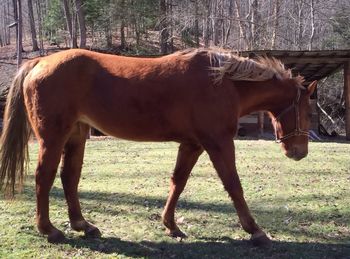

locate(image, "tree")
[[28, 0, 39, 51], [0, 1, 11, 46], [159, 0, 169, 54], [120, 0, 126, 49], [34, 0, 44, 54], [12, 0, 18, 47], [1, 0, 350, 53], [203, 0, 211, 47], [16, 0, 23, 68], [271, 0, 280, 49], [62, 0, 77, 48], [74, 0, 87, 48], [308, 0, 315, 50], [330, 10, 350, 48]]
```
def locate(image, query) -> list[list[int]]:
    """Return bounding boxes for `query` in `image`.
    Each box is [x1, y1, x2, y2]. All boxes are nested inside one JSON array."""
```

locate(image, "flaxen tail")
[[0, 59, 39, 197]]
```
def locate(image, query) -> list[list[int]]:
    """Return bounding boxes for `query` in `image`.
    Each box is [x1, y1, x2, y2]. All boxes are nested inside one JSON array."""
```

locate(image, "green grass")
[[1, 138, 349, 258]]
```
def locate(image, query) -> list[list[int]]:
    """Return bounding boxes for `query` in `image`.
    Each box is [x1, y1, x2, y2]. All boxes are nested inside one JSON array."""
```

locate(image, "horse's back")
[[22, 49, 237, 142]]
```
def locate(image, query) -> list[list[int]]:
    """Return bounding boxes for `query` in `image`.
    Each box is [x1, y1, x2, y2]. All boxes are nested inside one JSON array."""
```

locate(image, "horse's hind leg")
[[60, 123, 101, 238], [35, 137, 67, 243], [162, 143, 203, 238], [202, 136, 271, 247]]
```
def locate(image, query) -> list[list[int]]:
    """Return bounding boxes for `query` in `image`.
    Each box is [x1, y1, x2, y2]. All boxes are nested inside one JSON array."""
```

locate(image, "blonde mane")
[[180, 48, 303, 85]]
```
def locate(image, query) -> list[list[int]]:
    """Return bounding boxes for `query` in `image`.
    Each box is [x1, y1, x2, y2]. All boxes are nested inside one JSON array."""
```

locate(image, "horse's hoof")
[[84, 227, 102, 238], [250, 232, 272, 247], [166, 228, 187, 240], [47, 230, 66, 243]]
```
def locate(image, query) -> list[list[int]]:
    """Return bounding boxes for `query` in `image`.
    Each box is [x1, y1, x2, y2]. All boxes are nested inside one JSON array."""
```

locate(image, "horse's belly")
[[79, 111, 188, 142]]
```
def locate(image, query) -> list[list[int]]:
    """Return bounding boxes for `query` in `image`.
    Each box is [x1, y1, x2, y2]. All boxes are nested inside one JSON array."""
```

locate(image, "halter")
[[273, 88, 309, 143]]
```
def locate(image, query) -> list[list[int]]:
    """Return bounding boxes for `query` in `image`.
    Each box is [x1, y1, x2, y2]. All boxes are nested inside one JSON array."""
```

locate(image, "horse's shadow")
[[14, 186, 350, 258], [63, 235, 350, 258]]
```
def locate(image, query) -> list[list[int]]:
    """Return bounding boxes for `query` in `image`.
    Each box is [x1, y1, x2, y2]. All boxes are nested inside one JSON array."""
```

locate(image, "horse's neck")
[[236, 80, 293, 117]]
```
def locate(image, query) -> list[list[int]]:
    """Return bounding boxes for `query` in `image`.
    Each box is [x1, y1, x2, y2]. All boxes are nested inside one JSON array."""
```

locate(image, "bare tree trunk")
[[219, 0, 225, 46], [203, 0, 211, 47], [344, 61, 350, 140], [62, 0, 77, 48], [224, 0, 234, 46], [159, 0, 169, 54], [308, 0, 315, 50], [27, 0, 39, 51], [12, 0, 18, 46], [168, 0, 173, 52], [234, 0, 249, 50], [62, 0, 72, 36], [71, 7, 78, 48], [271, 0, 280, 49], [297, 0, 304, 49], [6, 1, 11, 44], [212, 0, 219, 45], [134, 18, 140, 46], [16, 0, 22, 68], [105, 10, 112, 48], [120, 19, 126, 49], [250, 0, 260, 49], [34, 0, 44, 54], [74, 0, 86, 48], [1, 5, 6, 46], [194, 0, 200, 47], [0, 5, 4, 46], [120, 0, 126, 49], [104, 0, 112, 48]]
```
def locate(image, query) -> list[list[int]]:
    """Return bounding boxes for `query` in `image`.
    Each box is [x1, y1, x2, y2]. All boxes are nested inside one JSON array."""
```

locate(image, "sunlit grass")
[[0, 138, 349, 258]]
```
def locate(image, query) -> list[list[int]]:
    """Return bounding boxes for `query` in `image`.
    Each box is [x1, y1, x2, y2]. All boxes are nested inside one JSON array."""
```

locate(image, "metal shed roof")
[[241, 50, 350, 84]]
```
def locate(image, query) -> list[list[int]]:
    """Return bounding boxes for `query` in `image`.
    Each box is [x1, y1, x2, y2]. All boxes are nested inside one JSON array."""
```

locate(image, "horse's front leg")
[[162, 142, 203, 238], [60, 123, 101, 238], [202, 136, 271, 247]]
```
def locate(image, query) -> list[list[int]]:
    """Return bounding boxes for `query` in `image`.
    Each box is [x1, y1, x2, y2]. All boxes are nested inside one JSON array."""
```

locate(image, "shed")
[[239, 50, 350, 140]]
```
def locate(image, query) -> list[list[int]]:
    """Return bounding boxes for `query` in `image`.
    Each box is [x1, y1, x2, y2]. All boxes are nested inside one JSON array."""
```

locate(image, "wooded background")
[[0, 0, 349, 135], [1, 0, 349, 54]]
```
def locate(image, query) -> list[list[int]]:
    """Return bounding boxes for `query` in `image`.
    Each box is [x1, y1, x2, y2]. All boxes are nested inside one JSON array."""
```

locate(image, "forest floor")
[[0, 42, 67, 91], [0, 139, 349, 258], [0, 44, 39, 93], [0, 44, 19, 90]]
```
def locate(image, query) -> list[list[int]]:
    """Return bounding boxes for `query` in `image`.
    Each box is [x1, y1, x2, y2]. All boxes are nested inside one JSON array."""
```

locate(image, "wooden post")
[[257, 111, 264, 136], [345, 61, 350, 140]]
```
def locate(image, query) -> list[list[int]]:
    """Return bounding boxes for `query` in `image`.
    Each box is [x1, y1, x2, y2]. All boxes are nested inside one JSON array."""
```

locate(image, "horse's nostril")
[[285, 146, 307, 161]]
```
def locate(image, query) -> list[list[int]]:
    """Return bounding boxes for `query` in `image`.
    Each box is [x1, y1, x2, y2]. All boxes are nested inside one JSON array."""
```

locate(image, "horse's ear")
[[307, 80, 317, 95]]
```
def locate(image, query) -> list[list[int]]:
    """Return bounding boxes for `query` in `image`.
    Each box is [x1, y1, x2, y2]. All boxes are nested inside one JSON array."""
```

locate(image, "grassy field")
[[0, 138, 349, 258]]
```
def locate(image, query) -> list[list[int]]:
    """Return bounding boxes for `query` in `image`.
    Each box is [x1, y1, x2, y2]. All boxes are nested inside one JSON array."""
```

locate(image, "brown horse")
[[0, 48, 316, 245]]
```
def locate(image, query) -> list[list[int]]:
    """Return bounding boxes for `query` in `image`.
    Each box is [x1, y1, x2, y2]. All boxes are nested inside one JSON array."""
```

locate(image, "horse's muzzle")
[[285, 146, 308, 161]]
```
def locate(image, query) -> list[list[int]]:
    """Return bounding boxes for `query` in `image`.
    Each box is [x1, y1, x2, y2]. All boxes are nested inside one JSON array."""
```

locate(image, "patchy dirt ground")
[[0, 44, 18, 119], [0, 44, 17, 90], [0, 42, 64, 90], [0, 42, 66, 119]]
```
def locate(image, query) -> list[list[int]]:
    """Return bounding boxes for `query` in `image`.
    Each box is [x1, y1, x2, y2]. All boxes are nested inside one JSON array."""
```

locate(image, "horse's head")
[[271, 80, 317, 161]]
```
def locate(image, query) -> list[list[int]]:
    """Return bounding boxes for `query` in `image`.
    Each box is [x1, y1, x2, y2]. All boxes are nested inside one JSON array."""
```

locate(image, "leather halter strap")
[[273, 88, 309, 143]]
